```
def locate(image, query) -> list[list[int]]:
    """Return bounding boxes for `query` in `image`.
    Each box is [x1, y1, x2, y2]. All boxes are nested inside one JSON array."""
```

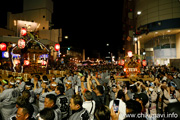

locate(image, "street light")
[[64, 36, 68, 39], [106, 43, 109, 46], [134, 37, 137, 41], [137, 11, 141, 15]]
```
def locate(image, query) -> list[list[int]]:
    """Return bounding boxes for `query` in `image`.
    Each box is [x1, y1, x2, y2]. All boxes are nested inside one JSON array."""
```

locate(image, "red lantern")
[[24, 60, 30, 65], [18, 39, 26, 49], [41, 60, 47, 66], [128, 51, 133, 57], [137, 59, 140, 63], [21, 27, 27, 36], [55, 44, 60, 51], [142, 60, 147, 66], [121, 59, 125, 66], [0, 43, 7, 51]]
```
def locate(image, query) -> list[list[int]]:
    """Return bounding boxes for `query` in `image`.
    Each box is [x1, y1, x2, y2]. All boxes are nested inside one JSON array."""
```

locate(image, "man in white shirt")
[[109, 90, 126, 120], [82, 90, 96, 120]]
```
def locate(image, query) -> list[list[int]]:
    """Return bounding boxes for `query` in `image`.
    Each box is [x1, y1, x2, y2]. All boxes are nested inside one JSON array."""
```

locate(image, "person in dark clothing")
[[69, 94, 89, 120], [87, 76, 105, 108], [37, 108, 55, 120], [55, 84, 69, 120], [16, 103, 35, 120], [44, 94, 62, 120]]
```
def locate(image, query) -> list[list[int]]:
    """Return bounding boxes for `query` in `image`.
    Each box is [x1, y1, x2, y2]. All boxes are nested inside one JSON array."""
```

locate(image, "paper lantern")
[[55, 44, 60, 51], [0, 43, 7, 51], [128, 51, 132, 57], [14, 59, 20, 65], [21, 27, 27, 36], [24, 60, 30, 65], [41, 60, 47, 65], [142, 60, 147, 66], [121, 59, 125, 66], [137, 59, 140, 63], [18, 39, 26, 49]]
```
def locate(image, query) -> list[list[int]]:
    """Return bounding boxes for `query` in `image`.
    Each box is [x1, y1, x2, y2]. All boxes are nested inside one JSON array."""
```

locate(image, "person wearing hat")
[[25, 81, 36, 104], [134, 93, 149, 114], [82, 90, 96, 120], [0, 79, 20, 120], [65, 80, 74, 100], [146, 82, 157, 119], [37, 79, 55, 111], [47, 81, 57, 92], [15, 76, 25, 92], [0, 79, 8, 90], [163, 81, 180, 108]]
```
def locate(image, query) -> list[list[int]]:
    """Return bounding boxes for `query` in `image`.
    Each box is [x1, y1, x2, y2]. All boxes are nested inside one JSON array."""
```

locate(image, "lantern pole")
[[46, 48, 51, 74], [8, 45, 14, 72]]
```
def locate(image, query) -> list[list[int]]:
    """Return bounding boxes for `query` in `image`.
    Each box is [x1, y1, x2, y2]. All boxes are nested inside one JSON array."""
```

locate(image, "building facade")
[[133, 0, 180, 65]]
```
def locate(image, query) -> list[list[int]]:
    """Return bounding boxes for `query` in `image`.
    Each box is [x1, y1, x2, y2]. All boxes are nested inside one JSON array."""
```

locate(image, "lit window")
[[14, 20, 17, 26]]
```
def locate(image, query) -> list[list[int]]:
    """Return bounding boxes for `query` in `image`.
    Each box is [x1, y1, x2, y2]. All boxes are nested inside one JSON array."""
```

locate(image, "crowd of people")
[[0, 63, 180, 120]]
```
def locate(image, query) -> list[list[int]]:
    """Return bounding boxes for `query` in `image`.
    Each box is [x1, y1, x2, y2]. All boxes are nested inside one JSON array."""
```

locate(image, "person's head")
[[112, 85, 117, 93], [117, 90, 125, 101], [41, 79, 48, 89], [70, 94, 83, 111], [22, 90, 31, 102], [94, 85, 104, 95], [16, 76, 23, 84], [16, 96, 29, 108], [83, 90, 92, 101], [44, 94, 56, 108], [1, 79, 8, 86], [9, 79, 15, 88], [34, 75, 40, 81], [126, 100, 142, 114], [16, 103, 34, 120], [129, 84, 138, 93], [50, 74, 56, 82], [65, 80, 72, 89], [42, 75, 48, 81], [169, 81, 177, 92], [161, 80, 167, 86], [95, 105, 110, 120], [25, 82, 33, 90], [55, 84, 65, 95], [134, 93, 148, 106], [50, 82, 57, 91], [38, 108, 55, 120]]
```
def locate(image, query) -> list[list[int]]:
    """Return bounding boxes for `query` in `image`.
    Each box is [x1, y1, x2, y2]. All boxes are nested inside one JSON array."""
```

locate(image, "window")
[[161, 44, 170, 49], [171, 43, 176, 48]]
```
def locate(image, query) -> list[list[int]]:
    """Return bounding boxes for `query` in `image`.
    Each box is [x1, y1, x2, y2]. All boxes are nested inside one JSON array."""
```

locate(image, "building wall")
[[39, 29, 59, 43], [7, 0, 53, 33], [0, 28, 15, 36], [176, 33, 180, 58], [135, 0, 180, 28], [23, 0, 53, 13]]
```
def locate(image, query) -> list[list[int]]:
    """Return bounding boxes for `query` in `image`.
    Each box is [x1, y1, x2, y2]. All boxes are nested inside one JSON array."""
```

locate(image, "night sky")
[[0, 0, 124, 59]]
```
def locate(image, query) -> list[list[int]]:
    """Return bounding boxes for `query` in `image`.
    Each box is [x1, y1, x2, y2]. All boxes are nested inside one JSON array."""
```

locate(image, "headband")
[[10, 82, 15, 85], [2, 80, 8, 84], [16, 77, 22, 80], [51, 84, 57, 87], [66, 82, 72, 84]]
